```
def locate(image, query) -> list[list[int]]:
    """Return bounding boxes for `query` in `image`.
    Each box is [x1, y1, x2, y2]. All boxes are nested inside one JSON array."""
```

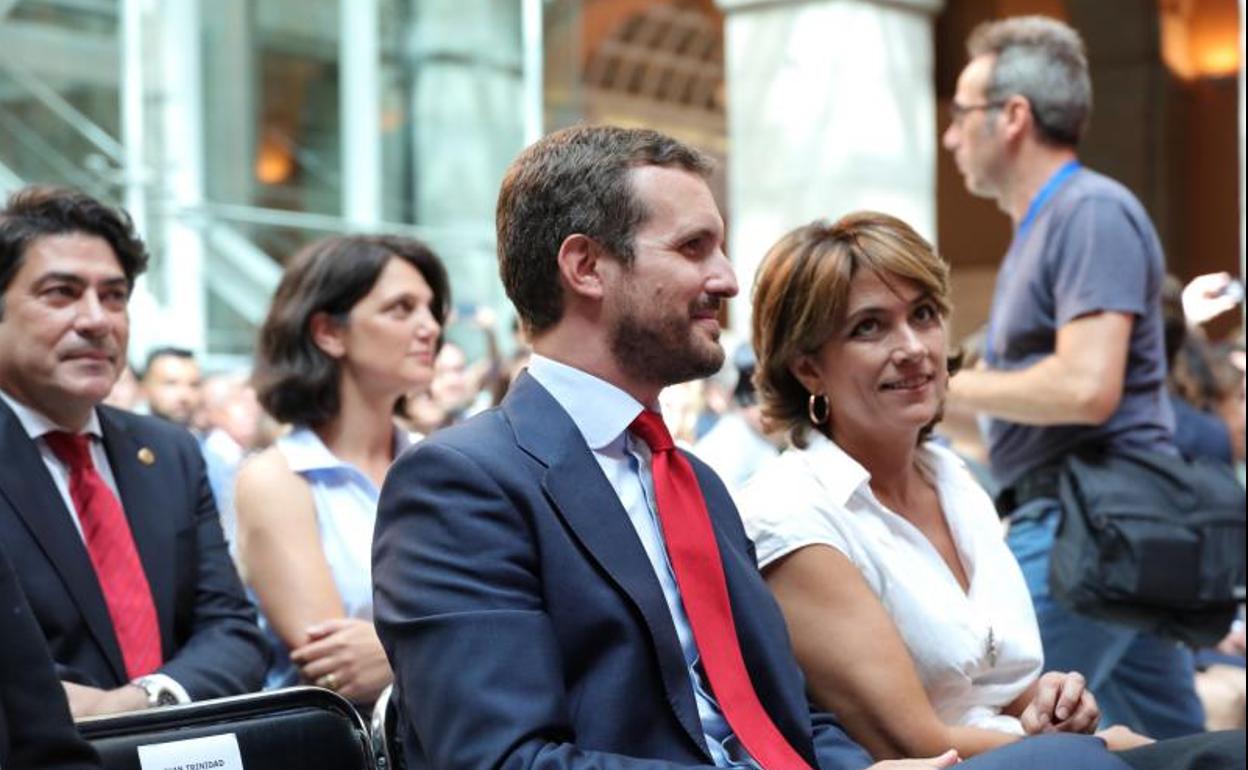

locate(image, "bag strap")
[[996, 462, 1063, 517]]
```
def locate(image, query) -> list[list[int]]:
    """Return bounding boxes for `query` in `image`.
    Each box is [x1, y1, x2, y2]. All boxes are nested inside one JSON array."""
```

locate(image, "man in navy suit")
[[0, 186, 267, 718], [1, 543, 101, 769], [372, 126, 1139, 770]]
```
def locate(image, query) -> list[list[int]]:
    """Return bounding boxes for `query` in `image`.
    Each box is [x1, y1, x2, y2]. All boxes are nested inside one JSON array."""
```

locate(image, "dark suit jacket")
[[372, 372, 873, 770], [0, 398, 268, 700], [1, 543, 101, 770]]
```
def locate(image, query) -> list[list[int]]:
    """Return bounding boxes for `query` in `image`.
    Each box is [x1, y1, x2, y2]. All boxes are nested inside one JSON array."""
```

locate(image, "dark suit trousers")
[[952, 731, 1245, 770], [1117, 730, 1245, 770]]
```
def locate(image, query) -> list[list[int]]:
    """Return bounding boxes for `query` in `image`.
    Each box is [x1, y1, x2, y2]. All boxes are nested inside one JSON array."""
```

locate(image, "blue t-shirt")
[[985, 167, 1175, 487]]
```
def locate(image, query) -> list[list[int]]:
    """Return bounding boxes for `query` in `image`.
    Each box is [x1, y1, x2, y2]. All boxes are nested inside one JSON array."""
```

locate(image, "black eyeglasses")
[[949, 100, 1006, 123]]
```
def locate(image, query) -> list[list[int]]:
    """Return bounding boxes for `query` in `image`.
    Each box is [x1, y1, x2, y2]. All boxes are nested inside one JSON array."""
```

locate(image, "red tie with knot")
[[628, 410, 811, 770], [43, 431, 163, 679]]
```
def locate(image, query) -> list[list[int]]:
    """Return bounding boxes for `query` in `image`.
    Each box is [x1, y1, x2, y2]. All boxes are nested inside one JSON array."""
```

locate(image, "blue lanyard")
[[1017, 159, 1081, 238], [984, 160, 1081, 366]]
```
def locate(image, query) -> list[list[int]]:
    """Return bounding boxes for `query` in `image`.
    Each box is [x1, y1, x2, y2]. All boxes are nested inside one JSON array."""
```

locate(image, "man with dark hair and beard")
[[371, 125, 1134, 770]]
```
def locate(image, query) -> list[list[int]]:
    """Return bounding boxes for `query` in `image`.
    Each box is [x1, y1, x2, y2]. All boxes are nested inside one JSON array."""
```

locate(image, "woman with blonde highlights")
[[739, 212, 1154, 760]]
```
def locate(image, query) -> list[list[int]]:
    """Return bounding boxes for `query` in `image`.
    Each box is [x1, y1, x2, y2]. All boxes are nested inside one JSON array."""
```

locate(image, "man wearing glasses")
[[943, 16, 1204, 739]]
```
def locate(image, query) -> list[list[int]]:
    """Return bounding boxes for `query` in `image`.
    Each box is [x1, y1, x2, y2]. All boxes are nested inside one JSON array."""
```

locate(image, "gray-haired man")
[[943, 16, 1202, 738]]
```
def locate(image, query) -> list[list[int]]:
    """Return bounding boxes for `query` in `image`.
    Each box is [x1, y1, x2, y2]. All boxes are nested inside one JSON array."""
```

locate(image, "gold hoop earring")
[[807, 393, 829, 426]]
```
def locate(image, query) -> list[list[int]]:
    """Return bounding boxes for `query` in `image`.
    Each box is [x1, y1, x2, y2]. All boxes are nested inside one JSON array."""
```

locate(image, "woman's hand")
[[1096, 725, 1155, 751], [291, 618, 393, 705], [869, 750, 960, 769], [1019, 671, 1099, 735]]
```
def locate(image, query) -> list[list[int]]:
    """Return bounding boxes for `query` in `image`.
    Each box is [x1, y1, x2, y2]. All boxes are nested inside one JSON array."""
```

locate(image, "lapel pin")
[[137, 447, 156, 466]]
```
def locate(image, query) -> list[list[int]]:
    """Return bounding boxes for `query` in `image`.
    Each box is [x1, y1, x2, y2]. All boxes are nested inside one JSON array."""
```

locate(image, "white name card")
[[137, 732, 244, 770]]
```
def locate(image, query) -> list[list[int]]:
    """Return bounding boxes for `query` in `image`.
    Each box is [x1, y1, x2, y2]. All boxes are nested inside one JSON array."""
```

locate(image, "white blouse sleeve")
[[737, 458, 856, 572]]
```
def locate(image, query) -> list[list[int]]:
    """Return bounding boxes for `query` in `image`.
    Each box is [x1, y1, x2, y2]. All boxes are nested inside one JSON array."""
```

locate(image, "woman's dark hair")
[[253, 234, 450, 427]]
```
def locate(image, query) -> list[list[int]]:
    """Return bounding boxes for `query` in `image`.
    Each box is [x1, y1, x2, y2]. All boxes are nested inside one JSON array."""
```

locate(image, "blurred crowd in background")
[[95, 243, 1246, 739], [109, 270, 1244, 520]]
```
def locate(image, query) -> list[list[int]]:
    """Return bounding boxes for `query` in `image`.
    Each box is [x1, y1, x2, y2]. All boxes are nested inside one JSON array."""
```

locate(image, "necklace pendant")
[[986, 626, 999, 667]]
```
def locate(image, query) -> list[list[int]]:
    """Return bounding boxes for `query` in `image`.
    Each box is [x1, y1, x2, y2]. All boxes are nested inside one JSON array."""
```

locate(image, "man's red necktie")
[[44, 431, 163, 679], [629, 410, 810, 770]]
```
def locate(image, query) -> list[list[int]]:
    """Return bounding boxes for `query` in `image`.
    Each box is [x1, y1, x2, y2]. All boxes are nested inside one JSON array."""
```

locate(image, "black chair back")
[[78, 687, 375, 770], [369, 683, 406, 770]]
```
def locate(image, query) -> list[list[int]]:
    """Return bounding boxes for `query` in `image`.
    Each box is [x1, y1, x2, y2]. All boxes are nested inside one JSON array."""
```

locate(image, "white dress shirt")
[[526, 355, 755, 768], [738, 434, 1042, 733]]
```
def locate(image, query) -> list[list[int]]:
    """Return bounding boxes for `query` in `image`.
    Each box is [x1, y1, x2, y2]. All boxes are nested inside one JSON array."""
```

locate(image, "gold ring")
[[317, 673, 339, 691]]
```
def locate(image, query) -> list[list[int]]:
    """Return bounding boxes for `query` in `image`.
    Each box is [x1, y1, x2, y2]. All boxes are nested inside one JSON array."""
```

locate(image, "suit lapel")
[[503, 374, 710, 756], [98, 408, 175, 647], [0, 400, 127, 682]]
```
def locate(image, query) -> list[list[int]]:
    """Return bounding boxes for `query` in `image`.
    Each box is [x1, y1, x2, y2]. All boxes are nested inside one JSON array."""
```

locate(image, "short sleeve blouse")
[[737, 435, 1043, 732]]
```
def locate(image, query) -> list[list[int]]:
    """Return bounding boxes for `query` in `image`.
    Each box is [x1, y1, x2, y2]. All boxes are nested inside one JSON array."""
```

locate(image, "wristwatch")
[[133, 675, 181, 707]]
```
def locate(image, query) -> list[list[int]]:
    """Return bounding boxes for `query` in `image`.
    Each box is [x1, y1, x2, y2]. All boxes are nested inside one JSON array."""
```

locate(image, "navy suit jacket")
[[1, 542, 101, 769], [0, 398, 267, 700], [373, 372, 873, 770]]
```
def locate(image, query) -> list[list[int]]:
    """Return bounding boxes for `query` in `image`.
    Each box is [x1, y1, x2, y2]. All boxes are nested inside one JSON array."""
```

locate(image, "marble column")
[[716, 0, 943, 337], [145, 0, 207, 355], [406, 0, 526, 308]]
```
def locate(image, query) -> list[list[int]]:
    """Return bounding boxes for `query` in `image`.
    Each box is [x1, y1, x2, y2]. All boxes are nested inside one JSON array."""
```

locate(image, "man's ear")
[[556, 233, 607, 302], [1000, 94, 1033, 143], [309, 312, 346, 359], [788, 354, 824, 396]]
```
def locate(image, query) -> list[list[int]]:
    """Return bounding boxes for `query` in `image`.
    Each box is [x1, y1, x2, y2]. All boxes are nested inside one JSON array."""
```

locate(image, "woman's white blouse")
[[738, 434, 1043, 734]]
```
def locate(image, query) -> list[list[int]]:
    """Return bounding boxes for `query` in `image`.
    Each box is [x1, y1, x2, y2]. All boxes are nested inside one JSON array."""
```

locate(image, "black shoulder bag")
[[1048, 447, 1246, 647]]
